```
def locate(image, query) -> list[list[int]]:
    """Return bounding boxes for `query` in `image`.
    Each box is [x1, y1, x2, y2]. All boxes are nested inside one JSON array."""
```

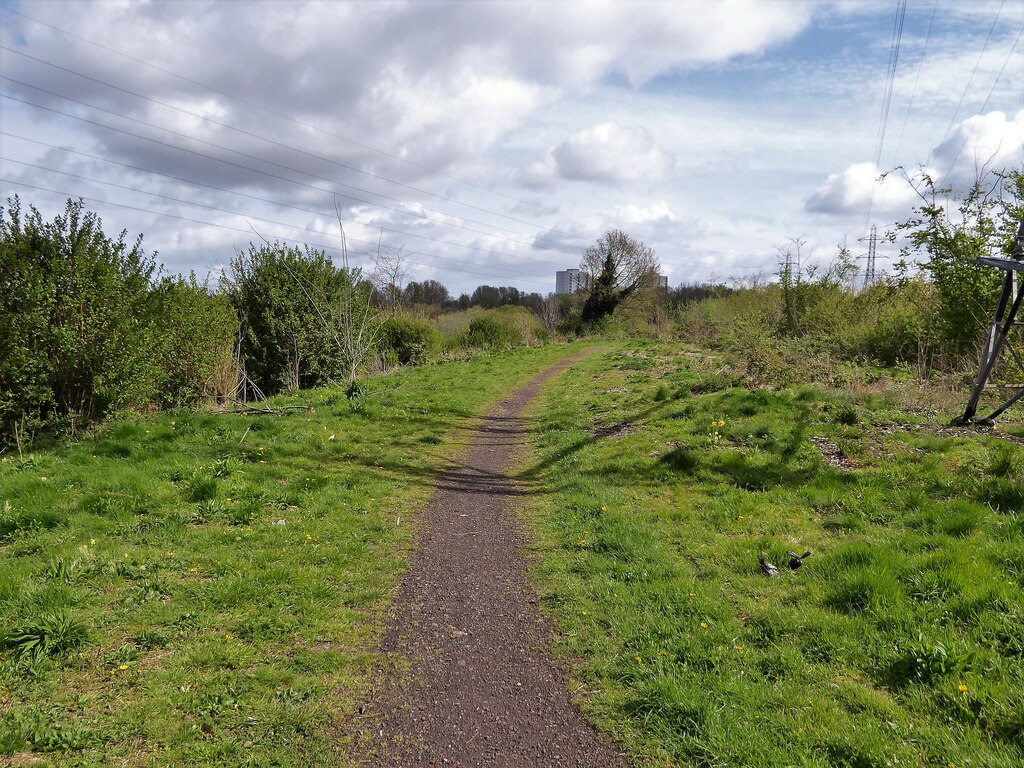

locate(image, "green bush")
[[1, 198, 162, 439], [225, 242, 359, 395], [379, 316, 440, 365], [0, 198, 243, 443], [465, 315, 521, 349], [151, 275, 239, 407]]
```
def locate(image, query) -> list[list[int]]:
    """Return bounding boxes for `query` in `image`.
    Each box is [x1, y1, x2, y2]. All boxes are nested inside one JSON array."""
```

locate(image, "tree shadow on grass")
[[515, 400, 674, 483]]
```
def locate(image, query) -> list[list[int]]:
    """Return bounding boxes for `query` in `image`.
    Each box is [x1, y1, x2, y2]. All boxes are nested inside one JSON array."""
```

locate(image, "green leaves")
[[1, 197, 237, 443]]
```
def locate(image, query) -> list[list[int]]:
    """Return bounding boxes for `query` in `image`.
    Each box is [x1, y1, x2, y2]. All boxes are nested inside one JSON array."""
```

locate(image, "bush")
[[0, 198, 243, 443], [151, 275, 239, 406], [1, 198, 162, 439], [465, 316, 521, 349], [225, 242, 359, 395], [378, 316, 441, 366]]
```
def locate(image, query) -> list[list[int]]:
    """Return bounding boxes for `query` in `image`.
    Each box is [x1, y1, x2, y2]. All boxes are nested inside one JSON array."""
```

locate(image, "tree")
[[579, 229, 659, 324], [894, 169, 1024, 360], [403, 279, 450, 306], [471, 285, 501, 308]]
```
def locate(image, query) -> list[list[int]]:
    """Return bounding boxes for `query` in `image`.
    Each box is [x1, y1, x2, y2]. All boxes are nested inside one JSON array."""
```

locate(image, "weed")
[[889, 634, 976, 686], [1, 611, 89, 662]]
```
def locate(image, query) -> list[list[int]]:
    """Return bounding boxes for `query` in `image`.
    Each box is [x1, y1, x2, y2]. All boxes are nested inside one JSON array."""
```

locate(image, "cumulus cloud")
[[807, 110, 1024, 219], [932, 109, 1024, 189], [805, 162, 922, 217], [552, 122, 675, 183]]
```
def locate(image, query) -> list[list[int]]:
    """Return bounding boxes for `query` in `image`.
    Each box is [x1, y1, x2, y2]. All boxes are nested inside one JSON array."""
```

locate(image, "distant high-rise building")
[[657, 274, 669, 289], [556, 268, 586, 295]]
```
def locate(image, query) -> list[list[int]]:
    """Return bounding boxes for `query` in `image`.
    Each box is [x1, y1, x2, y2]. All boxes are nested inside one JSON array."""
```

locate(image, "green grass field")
[[0, 344, 585, 767], [5, 338, 1023, 767], [519, 340, 1024, 767]]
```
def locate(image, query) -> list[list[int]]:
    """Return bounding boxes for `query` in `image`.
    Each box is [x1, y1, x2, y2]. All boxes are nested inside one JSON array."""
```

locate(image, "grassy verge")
[[519, 339, 1024, 767], [0, 343, 586, 767]]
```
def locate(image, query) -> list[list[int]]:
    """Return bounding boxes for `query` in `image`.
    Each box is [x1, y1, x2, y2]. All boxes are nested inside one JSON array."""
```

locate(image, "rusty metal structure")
[[951, 215, 1024, 426]]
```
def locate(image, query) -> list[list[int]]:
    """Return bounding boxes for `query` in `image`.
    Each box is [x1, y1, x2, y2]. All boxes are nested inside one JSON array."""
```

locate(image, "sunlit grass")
[[520, 339, 1024, 767], [0, 343, 586, 766]]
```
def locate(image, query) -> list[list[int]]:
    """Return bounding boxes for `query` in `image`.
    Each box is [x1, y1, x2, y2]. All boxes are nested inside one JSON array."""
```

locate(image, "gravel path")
[[350, 355, 627, 767]]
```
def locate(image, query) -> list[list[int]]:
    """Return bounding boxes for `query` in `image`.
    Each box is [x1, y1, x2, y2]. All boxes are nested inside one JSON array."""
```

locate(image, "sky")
[[1, 0, 1022, 296]]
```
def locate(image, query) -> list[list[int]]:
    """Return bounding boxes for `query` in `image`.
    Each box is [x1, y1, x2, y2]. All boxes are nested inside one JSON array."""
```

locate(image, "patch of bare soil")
[[808, 435, 854, 470], [871, 421, 1024, 446], [348, 355, 627, 767]]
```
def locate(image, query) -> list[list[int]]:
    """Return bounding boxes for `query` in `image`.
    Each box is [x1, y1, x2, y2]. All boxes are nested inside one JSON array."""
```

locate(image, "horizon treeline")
[[2, 169, 1022, 444]]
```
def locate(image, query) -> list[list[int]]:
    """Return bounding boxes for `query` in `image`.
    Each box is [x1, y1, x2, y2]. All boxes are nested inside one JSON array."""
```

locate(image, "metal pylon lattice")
[[858, 225, 878, 289], [952, 214, 1024, 426]]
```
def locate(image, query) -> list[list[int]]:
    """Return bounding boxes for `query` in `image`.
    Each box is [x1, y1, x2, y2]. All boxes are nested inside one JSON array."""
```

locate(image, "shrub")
[[1, 197, 162, 438], [0, 198, 242, 443], [378, 316, 441, 365], [151, 275, 239, 406], [225, 242, 359, 395], [465, 316, 520, 349]]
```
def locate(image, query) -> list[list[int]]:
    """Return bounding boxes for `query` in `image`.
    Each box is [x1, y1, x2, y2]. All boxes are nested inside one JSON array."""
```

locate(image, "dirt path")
[[350, 355, 626, 767]]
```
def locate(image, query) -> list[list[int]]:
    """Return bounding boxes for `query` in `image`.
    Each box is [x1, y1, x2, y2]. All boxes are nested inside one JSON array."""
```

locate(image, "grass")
[[518, 339, 1024, 767], [0, 343, 587, 766]]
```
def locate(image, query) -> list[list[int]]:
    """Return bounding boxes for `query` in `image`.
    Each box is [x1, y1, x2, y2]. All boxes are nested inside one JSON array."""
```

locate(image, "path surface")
[[350, 356, 626, 767]]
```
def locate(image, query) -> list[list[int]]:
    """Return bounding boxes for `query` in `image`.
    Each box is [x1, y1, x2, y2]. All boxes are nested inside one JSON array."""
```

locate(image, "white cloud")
[[807, 109, 1024, 219], [552, 122, 675, 183], [932, 109, 1024, 189], [805, 161, 922, 218]]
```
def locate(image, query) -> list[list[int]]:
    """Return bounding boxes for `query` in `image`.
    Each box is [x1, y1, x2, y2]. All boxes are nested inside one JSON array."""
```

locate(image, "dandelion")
[[581, 610, 588, 616], [118, 664, 128, 671], [700, 621, 708, 629], [168, 552, 176, 558], [600, 505, 608, 512], [658, 650, 668, 657], [635, 655, 642, 663], [577, 538, 588, 546], [189, 567, 198, 573], [90, 539, 96, 546], [958, 684, 968, 694]]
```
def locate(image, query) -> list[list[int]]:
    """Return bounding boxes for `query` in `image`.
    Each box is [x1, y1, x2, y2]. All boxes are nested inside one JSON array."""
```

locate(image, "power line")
[[2, 5, 553, 217], [0, 157, 541, 282], [0, 80, 572, 251], [0, 16, 690, 257], [865, 0, 908, 231], [891, 0, 938, 167], [0, 44, 594, 244], [0, 131, 563, 265], [940, 24, 1024, 180], [0, 89, 578, 254], [0, 177, 554, 288], [931, 0, 1007, 164]]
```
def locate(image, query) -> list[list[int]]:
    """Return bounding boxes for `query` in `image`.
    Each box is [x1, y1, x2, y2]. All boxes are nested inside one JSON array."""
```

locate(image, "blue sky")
[[1, 0, 1021, 295]]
